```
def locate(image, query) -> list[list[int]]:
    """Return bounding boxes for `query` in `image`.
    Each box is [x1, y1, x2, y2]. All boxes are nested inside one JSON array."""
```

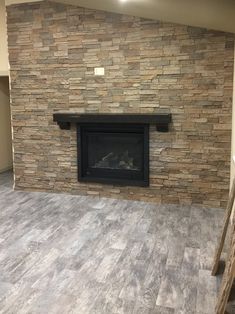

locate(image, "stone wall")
[[7, 1, 234, 207]]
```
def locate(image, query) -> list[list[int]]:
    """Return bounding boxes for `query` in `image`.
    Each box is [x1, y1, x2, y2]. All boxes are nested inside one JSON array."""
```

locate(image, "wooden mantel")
[[53, 112, 172, 132]]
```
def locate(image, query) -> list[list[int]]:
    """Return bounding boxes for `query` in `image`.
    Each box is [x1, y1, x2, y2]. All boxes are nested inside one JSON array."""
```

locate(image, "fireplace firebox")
[[77, 124, 149, 186]]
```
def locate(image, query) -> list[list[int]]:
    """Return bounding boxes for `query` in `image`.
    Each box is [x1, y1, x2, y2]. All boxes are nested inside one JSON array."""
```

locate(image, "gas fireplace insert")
[[77, 123, 149, 187]]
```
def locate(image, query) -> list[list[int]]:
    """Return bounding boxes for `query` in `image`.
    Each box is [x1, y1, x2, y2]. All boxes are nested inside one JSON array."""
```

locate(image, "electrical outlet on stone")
[[94, 67, 105, 76]]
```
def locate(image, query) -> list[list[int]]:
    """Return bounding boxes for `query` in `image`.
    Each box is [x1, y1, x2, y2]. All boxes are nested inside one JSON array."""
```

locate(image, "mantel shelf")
[[53, 112, 172, 132]]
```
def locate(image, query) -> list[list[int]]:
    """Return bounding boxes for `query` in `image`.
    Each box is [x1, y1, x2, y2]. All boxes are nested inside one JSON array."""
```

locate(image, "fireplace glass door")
[[77, 124, 149, 186]]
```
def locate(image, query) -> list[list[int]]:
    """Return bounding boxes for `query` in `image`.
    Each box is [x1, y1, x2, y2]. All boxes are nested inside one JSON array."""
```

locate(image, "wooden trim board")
[[212, 177, 235, 276]]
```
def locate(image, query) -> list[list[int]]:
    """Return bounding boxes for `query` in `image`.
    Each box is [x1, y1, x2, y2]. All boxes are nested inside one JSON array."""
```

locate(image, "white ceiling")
[[6, 0, 235, 33], [5, 0, 42, 5]]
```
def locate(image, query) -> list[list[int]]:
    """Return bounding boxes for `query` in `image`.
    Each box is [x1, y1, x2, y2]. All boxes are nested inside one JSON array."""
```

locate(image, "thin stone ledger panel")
[[7, 1, 234, 207]]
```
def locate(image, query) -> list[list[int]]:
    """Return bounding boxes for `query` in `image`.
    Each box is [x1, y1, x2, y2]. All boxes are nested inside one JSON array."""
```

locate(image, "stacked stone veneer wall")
[[7, 1, 234, 207]]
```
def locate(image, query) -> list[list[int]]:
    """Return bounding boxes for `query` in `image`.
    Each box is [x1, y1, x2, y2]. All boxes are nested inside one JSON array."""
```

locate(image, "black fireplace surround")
[[53, 113, 172, 187]]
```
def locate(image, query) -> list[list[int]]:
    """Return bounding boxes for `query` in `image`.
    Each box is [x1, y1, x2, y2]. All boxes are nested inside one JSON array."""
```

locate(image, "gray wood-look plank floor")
[[0, 171, 229, 314]]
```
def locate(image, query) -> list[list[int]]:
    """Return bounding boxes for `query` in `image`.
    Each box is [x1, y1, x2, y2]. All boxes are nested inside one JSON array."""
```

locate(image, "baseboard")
[[0, 71, 9, 77], [0, 166, 13, 174]]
